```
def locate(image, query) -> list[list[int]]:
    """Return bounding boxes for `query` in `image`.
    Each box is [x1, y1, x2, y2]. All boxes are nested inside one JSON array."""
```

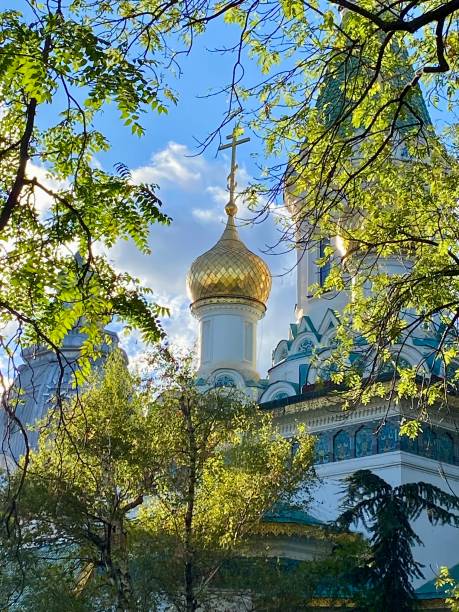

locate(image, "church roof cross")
[[218, 127, 250, 216]]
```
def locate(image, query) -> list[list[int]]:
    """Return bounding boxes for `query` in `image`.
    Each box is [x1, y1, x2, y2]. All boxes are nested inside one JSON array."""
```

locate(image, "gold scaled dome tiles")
[[187, 214, 271, 307]]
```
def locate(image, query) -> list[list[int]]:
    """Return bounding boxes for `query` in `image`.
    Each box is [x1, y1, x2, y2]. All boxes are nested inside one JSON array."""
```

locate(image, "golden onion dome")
[[187, 203, 271, 308]]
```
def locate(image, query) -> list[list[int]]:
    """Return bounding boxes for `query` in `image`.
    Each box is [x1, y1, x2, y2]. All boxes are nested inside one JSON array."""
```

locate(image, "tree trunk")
[[114, 521, 135, 612], [184, 556, 196, 612], [103, 521, 135, 612], [115, 562, 135, 612], [183, 397, 198, 612]]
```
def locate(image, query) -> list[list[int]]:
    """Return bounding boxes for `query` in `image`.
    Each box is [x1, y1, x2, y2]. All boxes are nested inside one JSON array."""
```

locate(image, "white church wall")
[[266, 358, 303, 385], [195, 301, 264, 382], [201, 313, 243, 365], [259, 381, 297, 402], [400, 455, 459, 583], [313, 451, 459, 586]]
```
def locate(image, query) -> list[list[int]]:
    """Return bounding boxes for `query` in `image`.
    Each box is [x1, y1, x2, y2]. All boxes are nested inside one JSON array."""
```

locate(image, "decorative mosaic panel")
[[215, 375, 236, 388], [400, 435, 418, 455], [309, 420, 457, 467], [378, 422, 399, 453], [419, 427, 436, 459], [298, 339, 314, 356], [438, 432, 454, 464], [315, 433, 330, 464], [355, 427, 374, 458], [334, 430, 352, 461]]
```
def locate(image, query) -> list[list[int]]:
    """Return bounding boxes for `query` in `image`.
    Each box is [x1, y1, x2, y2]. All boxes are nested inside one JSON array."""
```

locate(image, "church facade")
[[186, 156, 459, 588], [2, 160, 458, 602]]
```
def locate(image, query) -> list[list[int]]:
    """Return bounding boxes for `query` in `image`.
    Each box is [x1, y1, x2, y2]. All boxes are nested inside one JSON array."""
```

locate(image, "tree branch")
[[330, 0, 459, 35]]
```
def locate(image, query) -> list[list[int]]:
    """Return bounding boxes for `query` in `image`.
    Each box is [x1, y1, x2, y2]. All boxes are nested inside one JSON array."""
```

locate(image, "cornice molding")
[[191, 298, 265, 318], [273, 398, 459, 435], [316, 450, 459, 481]]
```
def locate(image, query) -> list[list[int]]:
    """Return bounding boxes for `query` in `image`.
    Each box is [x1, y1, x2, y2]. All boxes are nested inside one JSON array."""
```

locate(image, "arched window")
[[350, 354, 366, 375], [328, 336, 339, 349], [215, 375, 236, 388], [378, 422, 399, 453], [315, 433, 330, 464], [355, 427, 374, 458], [244, 321, 254, 361], [298, 338, 314, 356], [333, 430, 352, 462], [202, 320, 212, 363], [319, 362, 338, 382], [291, 439, 300, 457], [438, 432, 454, 464], [319, 239, 331, 287], [446, 363, 459, 386], [380, 356, 411, 377]]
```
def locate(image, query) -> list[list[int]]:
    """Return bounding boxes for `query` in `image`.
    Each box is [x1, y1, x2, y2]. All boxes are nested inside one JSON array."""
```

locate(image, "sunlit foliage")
[[0, 348, 315, 610]]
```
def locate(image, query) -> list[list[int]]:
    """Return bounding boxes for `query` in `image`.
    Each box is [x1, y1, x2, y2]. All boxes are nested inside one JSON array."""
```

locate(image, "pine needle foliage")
[[336, 469, 459, 612]]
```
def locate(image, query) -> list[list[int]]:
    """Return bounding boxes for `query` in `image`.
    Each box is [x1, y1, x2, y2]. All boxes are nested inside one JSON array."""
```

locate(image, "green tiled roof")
[[416, 564, 459, 600], [263, 502, 324, 526], [317, 43, 432, 130]]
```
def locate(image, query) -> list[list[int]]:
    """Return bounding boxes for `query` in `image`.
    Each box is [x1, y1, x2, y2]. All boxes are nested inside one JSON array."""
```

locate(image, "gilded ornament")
[[187, 126, 271, 307], [187, 210, 271, 307]]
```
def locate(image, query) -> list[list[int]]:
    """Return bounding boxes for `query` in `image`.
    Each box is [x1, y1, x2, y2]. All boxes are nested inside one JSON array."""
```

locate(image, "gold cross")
[[218, 126, 250, 215]]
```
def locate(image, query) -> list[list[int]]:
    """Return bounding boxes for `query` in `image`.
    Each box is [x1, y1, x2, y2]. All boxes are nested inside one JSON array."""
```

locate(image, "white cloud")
[[206, 185, 228, 207], [115, 292, 198, 373], [162, 294, 197, 350], [192, 208, 223, 223], [25, 162, 69, 217], [131, 142, 207, 188], [192, 172, 255, 226]]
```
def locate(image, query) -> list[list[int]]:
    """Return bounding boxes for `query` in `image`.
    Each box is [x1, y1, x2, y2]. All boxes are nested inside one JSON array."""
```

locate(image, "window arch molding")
[[272, 340, 289, 365], [291, 333, 316, 357], [261, 381, 297, 403], [211, 369, 245, 390]]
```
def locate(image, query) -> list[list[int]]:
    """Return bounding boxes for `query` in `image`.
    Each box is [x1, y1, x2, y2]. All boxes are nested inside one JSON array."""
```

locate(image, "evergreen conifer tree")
[[337, 469, 459, 611]]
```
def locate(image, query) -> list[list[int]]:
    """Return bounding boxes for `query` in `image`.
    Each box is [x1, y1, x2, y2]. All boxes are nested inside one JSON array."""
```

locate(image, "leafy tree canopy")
[[129, 347, 316, 611], [3, 0, 459, 462], [0, 0, 189, 359], [0, 0, 263, 473], [0, 348, 316, 611], [437, 567, 459, 612], [4, 0, 459, 509]]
